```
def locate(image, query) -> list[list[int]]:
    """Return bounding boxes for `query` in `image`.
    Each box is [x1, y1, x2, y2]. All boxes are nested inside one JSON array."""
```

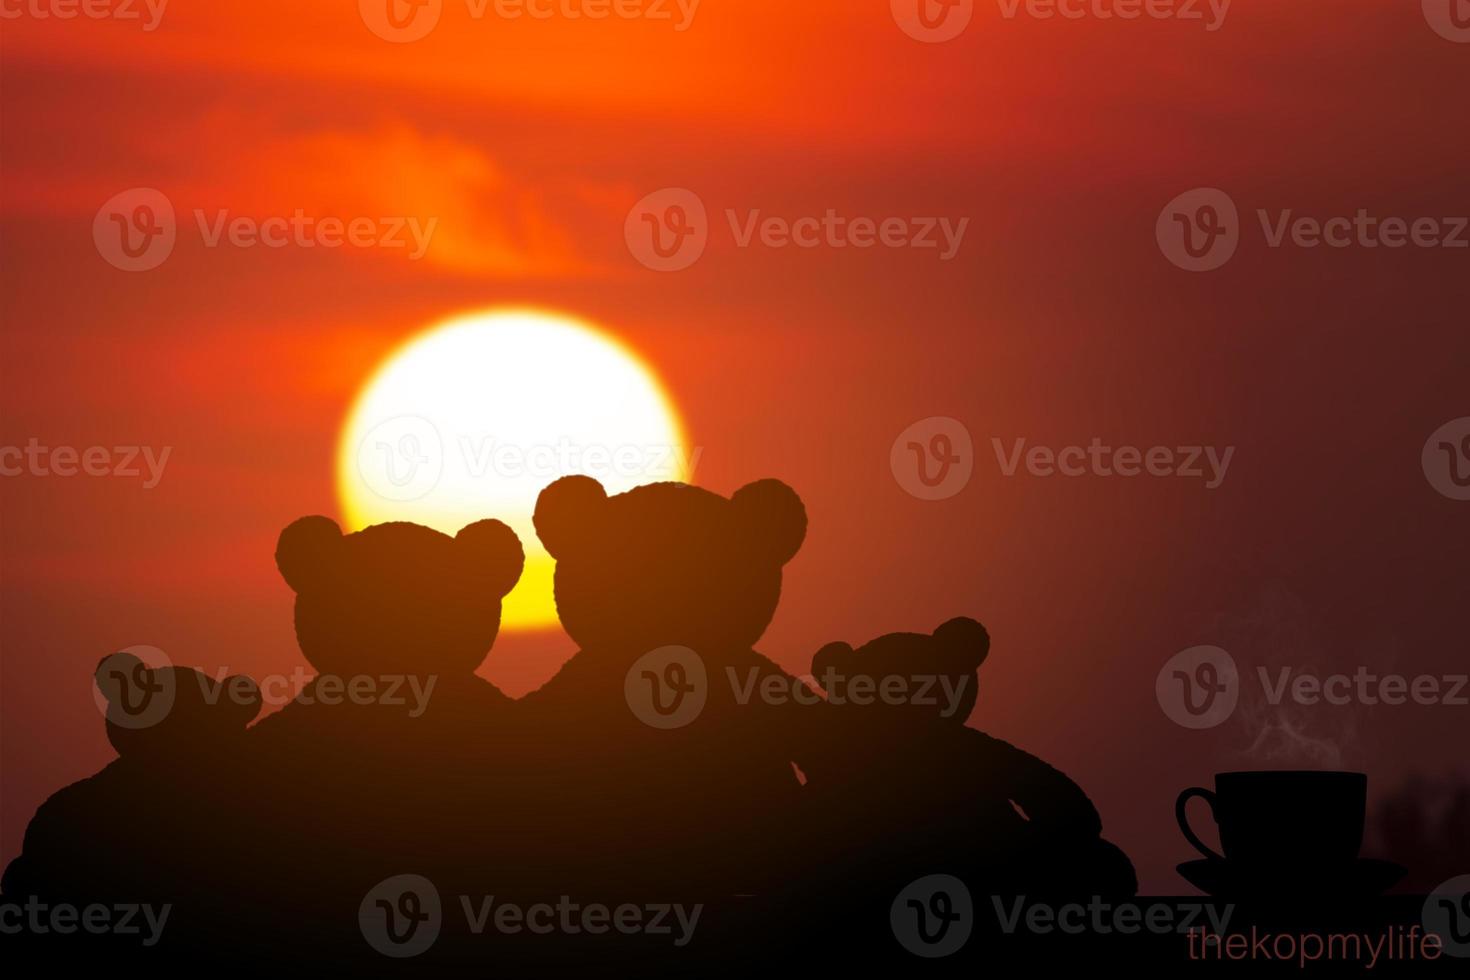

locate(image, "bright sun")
[[337, 309, 691, 631]]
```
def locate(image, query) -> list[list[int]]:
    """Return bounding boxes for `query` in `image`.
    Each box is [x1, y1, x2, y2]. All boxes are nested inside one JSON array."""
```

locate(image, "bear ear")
[[533, 476, 608, 560], [455, 519, 526, 598], [94, 651, 146, 705], [810, 640, 853, 688], [275, 516, 344, 594], [731, 479, 807, 566], [933, 617, 991, 673], [221, 674, 262, 728]]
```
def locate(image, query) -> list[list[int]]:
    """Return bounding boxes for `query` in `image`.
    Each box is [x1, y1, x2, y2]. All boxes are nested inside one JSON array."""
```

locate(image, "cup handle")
[[1175, 787, 1225, 862]]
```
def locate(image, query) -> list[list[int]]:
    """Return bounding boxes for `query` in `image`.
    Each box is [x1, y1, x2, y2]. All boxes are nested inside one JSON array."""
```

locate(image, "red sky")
[[3, 1, 1468, 893]]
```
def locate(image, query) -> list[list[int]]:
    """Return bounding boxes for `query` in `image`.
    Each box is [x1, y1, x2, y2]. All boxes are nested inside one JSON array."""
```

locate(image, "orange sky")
[[2, 1, 1468, 893]]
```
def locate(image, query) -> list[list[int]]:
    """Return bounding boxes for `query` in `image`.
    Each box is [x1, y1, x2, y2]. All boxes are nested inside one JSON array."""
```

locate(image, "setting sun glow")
[[336, 310, 691, 630]]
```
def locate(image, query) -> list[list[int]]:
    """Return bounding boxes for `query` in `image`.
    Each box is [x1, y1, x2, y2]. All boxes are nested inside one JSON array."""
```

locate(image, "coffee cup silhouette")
[[1177, 770, 1366, 873]]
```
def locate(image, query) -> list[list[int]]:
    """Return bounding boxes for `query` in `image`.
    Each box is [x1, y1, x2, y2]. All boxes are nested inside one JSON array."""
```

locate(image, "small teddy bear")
[[4, 652, 260, 922], [805, 618, 1137, 898]]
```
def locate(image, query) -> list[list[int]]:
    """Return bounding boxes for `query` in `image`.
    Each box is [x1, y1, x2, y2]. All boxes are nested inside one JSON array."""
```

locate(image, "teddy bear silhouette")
[[232, 515, 526, 949], [804, 617, 1137, 899], [3, 653, 260, 940], [2, 478, 1144, 967], [514, 476, 821, 904]]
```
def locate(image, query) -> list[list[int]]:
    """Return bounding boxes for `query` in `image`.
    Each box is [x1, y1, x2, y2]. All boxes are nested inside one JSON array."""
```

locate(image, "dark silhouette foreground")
[[4, 478, 1140, 967]]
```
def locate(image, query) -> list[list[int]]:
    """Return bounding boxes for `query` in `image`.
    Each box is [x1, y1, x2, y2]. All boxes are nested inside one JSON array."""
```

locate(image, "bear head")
[[534, 477, 806, 654], [274, 516, 524, 678], [811, 617, 991, 730], [94, 652, 261, 760]]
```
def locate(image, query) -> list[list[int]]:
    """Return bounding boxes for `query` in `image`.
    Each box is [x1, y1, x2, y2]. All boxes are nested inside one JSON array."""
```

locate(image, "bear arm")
[[970, 732, 1103, 836]]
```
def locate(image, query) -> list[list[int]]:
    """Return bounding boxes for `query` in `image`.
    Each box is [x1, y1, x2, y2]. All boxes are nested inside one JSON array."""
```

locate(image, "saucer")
[[1177, 858, 1406, 900]]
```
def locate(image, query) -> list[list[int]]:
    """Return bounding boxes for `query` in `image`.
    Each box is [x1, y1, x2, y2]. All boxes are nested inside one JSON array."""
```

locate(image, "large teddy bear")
[[517, 476, 821, 902], [250, 515, 524, 773], [237, 515, 525, 947]]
